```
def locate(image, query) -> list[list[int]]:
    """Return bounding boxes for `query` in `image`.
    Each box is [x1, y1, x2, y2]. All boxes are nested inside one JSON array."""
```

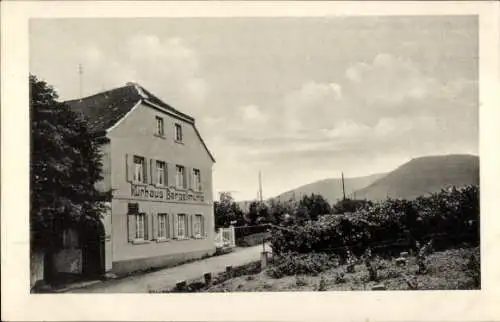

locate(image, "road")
[[65, 244, 267, 293]]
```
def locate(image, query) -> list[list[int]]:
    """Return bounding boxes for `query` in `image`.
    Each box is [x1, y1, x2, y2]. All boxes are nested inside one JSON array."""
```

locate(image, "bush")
[[270, 186, 479, 257], [267, 253, 337, 278], [236, 232, 271, 247]]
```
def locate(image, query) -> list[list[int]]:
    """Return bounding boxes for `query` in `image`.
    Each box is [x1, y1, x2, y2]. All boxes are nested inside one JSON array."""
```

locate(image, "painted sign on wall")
[[131, 184, 205, 203]]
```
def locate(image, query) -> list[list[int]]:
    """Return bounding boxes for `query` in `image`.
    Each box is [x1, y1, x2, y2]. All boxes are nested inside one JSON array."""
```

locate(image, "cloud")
[[281, 81, 343, 131], [344, 53, 438, 108], [240, 104, 269, 124], [78, 35, 208, 115], [214, 53, 477, 181]]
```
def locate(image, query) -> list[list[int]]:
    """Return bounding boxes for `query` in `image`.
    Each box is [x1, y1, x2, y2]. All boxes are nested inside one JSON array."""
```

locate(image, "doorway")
[[80, 218, 105, 278]]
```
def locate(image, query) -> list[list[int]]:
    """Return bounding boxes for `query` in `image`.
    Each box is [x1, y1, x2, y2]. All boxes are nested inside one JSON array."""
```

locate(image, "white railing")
[[215, 226, 236, 248]]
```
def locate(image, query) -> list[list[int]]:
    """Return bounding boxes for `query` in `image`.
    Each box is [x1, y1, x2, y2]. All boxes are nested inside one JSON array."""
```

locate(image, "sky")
[[30, 16, 478, 201]]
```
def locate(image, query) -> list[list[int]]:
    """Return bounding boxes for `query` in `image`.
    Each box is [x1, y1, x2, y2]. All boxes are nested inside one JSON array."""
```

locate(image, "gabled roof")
[[65, 83, 215, 162]]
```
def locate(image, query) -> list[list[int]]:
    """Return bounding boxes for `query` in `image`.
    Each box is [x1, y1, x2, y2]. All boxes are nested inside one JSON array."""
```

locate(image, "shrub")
[[316, 276, 327, 291], [267, 253, 337, 279], [270, 186, 479, 257], [335, 272, 346, 284], [295, 276, 308, 286], [236, 231, 270, 247], [465, 254, 480, 288]]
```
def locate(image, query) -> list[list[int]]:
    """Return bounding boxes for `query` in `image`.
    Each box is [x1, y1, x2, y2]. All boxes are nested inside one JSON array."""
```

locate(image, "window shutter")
[[143, 159, 148, 184], [126, 154, 134, 182], [150, 159, 156, 185], [198, 170, 202, 191], [128, 214, 136, 242], [144, 214, 153, 240], [152, 213, 158, 240], [167, 163, 176, 187], [172, 214, 178, 239], [201, 215, 205, 236], [168, 214, 173, 239], [187, 214, 193, 238], [187, 167, 193, 190]]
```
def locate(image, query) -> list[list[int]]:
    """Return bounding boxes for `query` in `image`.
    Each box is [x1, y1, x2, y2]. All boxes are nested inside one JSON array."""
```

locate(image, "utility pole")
[[341, 172, 346, 201], [258, 171, 263, 203], [78, 63, 83, 98]]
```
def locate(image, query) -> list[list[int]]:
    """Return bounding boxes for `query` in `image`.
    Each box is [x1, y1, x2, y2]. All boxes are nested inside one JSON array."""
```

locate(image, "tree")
[[214, 192, 244, 228], [332, 198, 373, 214], [267, 198, 298, 225], [30, 75, 109, 283], [298, 193, 332, 221], [246, 201, 260, 226]]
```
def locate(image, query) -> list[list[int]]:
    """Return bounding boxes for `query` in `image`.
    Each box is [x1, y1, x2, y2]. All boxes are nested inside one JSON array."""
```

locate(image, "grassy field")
[[202, 246, 479, 292]]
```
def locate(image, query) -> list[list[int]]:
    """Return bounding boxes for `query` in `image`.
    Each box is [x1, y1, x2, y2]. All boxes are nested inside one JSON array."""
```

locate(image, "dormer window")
[[155, 116, 164, 137], [175, 123, 183, 143]]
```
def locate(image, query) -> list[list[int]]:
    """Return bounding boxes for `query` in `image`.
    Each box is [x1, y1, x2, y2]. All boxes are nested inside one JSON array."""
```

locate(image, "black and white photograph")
[[2, 1, 500, 321]]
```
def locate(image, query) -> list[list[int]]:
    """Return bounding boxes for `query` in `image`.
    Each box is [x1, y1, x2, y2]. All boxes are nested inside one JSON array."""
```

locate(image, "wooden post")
[[204, 272, 212, 286], [261, 251, 269, 269], [225, 265, 233, 278]]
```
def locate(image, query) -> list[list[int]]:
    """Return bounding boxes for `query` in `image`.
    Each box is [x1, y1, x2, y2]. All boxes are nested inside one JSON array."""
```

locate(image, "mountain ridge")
[[353, 154, 479, 201]]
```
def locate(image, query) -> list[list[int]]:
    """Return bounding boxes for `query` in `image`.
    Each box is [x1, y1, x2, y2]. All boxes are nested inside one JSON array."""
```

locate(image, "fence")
[[215, 226, 236, 248]]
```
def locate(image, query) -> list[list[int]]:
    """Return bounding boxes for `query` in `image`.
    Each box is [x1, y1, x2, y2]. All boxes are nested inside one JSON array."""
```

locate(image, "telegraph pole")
[[341, 172, 346, 201], [78, 63, 83, 98], [259, 171, 264, 202]]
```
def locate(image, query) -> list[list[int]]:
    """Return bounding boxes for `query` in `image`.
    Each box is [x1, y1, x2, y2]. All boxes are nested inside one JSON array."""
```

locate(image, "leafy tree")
[[332, 198, 373, 214], [30, 75, 109, 283], [298, 193, 332, 221], [246, 201, 261, 226], [267, 198, 298, 225], [214, 192, 244, 228]]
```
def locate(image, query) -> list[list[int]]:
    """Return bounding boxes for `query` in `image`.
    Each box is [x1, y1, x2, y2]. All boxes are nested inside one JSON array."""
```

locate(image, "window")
[[158, 213, 169, 239], [175, 123, 183, 142], [193, 169, 202, 191], [133, 156, 146, 183], [156, 161, 166, 186], [135, 213, 146, 240], [155, 116, 164, 137], [194, 214, 204, 237], [176, 165, 186, 189], [177, 214, 188, 238]]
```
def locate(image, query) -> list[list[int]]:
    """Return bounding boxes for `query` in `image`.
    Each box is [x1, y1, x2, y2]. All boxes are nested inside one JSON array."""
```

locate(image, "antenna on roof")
[[78, 63, 83, 98]]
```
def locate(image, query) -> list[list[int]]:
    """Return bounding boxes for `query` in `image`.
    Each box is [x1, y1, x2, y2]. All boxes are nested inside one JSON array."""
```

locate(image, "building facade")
[[66, 82, 216, 275]]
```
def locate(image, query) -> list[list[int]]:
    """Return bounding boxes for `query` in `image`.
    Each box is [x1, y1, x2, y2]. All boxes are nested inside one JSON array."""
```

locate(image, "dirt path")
[[66, 245, 267, 293]]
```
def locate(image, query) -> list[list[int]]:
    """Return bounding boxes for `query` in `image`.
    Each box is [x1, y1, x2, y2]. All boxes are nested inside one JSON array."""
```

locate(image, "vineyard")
[[270, 185, 479, 258], [164, 185, 480, 292]]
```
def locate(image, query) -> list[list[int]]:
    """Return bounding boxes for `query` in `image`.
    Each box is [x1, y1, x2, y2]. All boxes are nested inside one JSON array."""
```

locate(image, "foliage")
[[270, 186, 479, 257], [316, 275, 327, 291], [332, 198, 373, 214], [266, 252, 338, 279], [214, 192, 245, 228], [464, 254, 480, 288], [297, 193, 332, 221], [30, 74, 109, 252]]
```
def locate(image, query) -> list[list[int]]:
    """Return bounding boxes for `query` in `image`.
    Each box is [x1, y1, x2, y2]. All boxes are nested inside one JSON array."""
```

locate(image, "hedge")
[[270, 185, 479, 257]]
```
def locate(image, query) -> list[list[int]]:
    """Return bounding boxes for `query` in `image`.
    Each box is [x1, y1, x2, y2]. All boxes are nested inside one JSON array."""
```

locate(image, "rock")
[[371, 284, 386, 291], [175, 280, 187, 291], [103, 273, 118, 280], [395, 257, 407, 266], [400, 251, 409, 258]]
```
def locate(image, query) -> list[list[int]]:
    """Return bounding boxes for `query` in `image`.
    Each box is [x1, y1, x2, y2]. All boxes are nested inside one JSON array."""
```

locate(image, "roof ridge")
[[137, 86, 195, 122], [65, 83, 135, 104]]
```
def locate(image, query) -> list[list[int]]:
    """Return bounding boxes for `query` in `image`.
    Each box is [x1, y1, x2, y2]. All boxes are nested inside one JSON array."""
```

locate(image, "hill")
[[353, 154, 479, 201], [272, 173, 386, 204]]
